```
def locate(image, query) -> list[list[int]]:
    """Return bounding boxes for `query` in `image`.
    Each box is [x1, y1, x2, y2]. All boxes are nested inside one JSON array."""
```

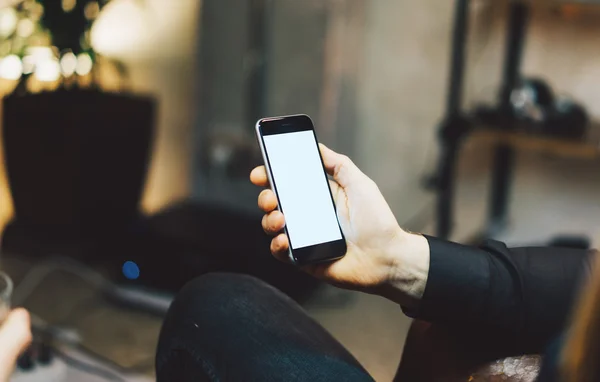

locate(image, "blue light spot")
[[122, 261, 140, 280]]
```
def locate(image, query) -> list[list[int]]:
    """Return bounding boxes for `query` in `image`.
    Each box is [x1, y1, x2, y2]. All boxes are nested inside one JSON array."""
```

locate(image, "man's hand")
[[0, 309, 32, 382], [250, 144, 430, 307]]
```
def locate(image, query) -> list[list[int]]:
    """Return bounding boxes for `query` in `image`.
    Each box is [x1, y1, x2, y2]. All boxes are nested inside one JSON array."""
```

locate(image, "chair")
[[395, 320, 542, 382]]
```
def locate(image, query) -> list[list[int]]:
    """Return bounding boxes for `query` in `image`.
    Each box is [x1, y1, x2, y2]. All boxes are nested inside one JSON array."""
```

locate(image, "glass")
[[0, 272, 13, 323]]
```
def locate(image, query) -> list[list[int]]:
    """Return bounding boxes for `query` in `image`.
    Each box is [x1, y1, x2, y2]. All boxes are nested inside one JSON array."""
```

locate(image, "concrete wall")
[[353, 1, 453, 224], [345, 1, 600, 225]]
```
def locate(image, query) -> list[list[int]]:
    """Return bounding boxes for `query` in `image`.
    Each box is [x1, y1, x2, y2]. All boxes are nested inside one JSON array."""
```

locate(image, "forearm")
[[377, 233, 430, 309]]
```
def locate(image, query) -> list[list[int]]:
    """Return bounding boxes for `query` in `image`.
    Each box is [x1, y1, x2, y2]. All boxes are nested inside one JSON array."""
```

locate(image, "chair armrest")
[[395, 320, 541, 382]]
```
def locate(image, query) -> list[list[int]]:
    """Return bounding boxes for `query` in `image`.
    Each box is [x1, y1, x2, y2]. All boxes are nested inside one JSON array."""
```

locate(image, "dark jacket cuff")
[[402, 235, 492, 323]]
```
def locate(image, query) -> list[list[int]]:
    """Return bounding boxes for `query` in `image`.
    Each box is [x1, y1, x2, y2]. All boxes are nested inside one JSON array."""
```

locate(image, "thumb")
[[319, 144, 363, 188], [0, 309, 32, 381]]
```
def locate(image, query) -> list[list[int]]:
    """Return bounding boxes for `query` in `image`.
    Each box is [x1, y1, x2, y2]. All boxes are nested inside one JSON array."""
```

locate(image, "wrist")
[[379, 230, 430, 308]]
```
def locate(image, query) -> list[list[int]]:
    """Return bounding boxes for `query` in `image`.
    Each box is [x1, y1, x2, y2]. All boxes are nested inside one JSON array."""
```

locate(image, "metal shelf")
[[430, 0, 600, 240], [471, 125, 600, 160]]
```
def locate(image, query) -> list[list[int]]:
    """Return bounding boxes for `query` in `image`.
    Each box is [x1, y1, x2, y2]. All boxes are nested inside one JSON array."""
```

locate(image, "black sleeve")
[[407, 236, 596, 351]]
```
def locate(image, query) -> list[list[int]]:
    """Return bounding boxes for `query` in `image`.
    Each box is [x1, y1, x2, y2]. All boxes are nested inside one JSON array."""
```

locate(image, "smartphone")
[[255, 114, 347, 265]]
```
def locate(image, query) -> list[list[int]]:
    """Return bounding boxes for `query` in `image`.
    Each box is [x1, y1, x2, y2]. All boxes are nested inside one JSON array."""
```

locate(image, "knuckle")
[[335, 155, 355, 178], [338, 155, 352, 169]]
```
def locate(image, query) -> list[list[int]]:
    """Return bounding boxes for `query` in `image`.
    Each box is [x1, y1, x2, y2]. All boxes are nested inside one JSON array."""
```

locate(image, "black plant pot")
[[2, 89, 156, 233]]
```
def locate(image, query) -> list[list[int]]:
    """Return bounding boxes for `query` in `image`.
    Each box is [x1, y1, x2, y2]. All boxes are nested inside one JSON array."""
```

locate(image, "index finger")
[[250, 166, 269, 187]]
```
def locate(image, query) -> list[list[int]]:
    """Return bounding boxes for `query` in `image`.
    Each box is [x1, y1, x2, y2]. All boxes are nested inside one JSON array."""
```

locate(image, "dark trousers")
[[155, 273, 374, 381]]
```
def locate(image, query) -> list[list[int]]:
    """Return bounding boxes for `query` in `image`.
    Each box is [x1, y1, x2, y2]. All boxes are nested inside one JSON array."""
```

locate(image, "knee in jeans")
[[181, 272, 268, 299], [168, 273, 273, 319]]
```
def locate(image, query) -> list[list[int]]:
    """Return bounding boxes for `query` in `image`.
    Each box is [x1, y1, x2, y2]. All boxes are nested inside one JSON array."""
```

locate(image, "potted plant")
[[1, 0, 156, 237]]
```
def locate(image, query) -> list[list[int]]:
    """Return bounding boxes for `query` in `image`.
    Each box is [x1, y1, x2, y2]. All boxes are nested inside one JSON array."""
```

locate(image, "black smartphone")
[[255, 114, 347, 265]]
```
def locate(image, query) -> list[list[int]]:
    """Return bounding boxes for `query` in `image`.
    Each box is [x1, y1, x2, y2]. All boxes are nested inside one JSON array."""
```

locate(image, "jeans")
[[155, 273, 374, 381]]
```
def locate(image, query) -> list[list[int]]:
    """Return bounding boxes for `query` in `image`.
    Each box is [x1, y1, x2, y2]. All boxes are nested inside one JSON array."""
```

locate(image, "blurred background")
[[1, 0, 600, 380]]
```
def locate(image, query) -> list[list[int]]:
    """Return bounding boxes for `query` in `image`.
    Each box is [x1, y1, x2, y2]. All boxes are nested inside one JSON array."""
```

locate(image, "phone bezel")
[[255, 114, 347, 265]]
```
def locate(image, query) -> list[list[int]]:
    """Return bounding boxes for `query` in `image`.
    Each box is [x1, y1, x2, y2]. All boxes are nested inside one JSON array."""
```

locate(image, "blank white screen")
[[263, 131, 342, 249]]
